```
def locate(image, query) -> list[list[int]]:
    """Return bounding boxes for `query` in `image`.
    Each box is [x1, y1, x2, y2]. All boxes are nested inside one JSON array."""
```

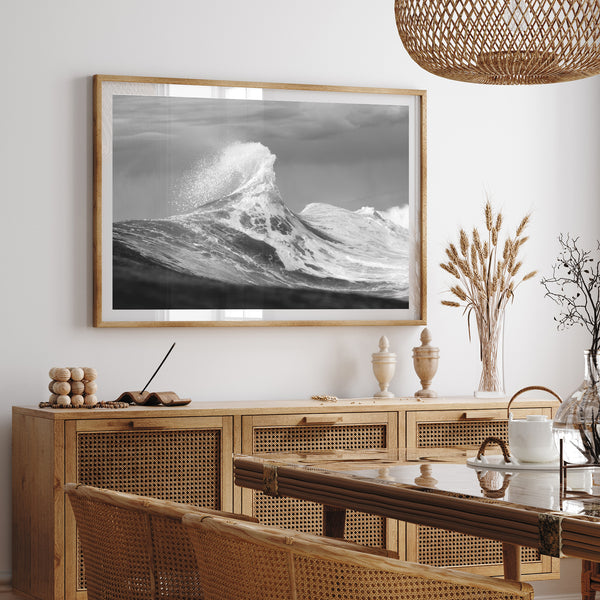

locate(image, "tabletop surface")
[[240, 448, 600, 520]]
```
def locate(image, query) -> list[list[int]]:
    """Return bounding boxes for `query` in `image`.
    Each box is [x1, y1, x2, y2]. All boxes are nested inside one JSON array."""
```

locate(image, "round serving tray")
[[466, 455, 561, 471]]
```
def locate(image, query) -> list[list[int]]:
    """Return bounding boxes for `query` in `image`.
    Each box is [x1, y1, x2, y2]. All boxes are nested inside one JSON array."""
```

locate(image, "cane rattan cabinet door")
[[405, 407, 559, 580], [240, 412, 399, 554], [64, 416, 233, 600]]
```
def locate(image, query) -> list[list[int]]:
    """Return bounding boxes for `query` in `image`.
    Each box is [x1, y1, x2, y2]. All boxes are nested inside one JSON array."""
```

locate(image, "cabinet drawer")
[[64, 416, 233, 600], [240, 411, 398, 553], [245, 412, 397, 458], [407, 407, 553, 448]]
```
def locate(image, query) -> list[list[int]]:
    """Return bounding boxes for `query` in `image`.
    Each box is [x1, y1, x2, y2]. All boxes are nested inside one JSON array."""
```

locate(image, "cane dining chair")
[[182, 513, 535, 600], [64, 483, 256, 600]]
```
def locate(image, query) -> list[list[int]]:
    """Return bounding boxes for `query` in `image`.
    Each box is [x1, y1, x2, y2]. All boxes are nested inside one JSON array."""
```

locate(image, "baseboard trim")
[[0, 571, 11, 591]]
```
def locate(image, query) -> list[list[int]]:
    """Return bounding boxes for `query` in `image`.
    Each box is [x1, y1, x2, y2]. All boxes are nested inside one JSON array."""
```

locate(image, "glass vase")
[[474, 313, 505, 398], [553, 350, 600, 464]]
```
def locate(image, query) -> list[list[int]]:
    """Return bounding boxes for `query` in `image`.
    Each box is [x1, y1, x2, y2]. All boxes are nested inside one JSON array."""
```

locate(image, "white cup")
[[508, 414, 558, 463]]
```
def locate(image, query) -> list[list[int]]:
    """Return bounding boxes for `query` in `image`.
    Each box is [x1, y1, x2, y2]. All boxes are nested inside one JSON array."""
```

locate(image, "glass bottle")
[[553, 351, 600, 464]]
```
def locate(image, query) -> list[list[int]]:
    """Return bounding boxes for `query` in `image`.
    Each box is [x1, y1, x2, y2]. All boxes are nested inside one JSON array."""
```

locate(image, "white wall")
[[2, 1, 599, 596]]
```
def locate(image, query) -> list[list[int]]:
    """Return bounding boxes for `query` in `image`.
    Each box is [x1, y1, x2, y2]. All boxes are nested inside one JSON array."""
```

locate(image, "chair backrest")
[[182, 513, 535, 600], [64, 483, 256, 600]]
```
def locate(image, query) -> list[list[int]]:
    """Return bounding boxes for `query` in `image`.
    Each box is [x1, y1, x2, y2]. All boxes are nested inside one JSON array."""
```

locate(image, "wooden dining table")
[[234, 448, 600, 582]]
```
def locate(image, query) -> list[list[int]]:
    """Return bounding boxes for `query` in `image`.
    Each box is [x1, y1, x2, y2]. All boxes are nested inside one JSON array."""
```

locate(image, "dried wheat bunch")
[[440, 201, 536, 357]]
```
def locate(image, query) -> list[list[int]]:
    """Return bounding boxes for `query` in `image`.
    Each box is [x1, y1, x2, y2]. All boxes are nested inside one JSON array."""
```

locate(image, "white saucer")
[[466, 455, 560, 471]]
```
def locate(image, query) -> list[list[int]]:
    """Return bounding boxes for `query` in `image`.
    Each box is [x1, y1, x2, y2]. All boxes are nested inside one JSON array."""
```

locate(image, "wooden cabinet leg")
[[502, 543, 521, 581], [582, 560, 597, 600], [323, 505, 346, 539]]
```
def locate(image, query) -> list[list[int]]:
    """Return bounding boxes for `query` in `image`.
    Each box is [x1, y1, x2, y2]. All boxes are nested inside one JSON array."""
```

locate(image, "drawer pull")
[[127, 421, 168, 430], [460, 412, 502, 421], [298, 416, 342, 426]]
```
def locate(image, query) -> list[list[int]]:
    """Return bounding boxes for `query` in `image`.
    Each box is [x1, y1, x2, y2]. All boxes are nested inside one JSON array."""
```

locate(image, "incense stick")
[[140, 342, 176, 394]]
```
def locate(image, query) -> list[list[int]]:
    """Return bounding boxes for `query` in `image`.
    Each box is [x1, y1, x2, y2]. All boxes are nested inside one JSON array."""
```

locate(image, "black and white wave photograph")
[[111, 90, 411, 312]]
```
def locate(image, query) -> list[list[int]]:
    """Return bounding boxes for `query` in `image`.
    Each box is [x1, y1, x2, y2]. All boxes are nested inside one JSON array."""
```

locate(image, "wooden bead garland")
[[45, 367, 100, 408], [39, 399, 128, 409]]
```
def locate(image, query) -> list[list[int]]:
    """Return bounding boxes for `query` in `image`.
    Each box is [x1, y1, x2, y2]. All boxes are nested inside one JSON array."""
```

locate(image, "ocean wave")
[[114, 141, 409, 302]]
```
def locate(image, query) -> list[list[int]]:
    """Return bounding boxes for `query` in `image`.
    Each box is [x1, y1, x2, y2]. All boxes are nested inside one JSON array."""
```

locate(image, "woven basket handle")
[[476, 436, 512, 463], [476, 471, 512, 499], [506, 385, 562, 419]]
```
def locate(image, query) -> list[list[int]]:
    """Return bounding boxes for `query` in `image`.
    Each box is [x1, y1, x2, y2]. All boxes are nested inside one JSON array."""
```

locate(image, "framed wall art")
[[93, 75, 427, 327]]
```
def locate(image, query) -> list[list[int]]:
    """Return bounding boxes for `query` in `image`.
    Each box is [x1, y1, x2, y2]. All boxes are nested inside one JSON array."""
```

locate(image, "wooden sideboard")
[[12, 396, 560, 600]]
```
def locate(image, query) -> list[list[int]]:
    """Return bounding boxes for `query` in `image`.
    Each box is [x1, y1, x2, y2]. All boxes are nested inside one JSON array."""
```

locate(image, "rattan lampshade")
[[395, 0, 600, 84]]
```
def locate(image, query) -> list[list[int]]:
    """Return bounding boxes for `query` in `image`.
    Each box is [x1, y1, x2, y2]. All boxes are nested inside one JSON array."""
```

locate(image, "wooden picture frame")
[[93, 75, 427, 327]]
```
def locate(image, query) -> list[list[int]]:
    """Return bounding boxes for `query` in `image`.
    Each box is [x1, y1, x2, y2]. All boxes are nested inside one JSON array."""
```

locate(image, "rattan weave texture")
[[395, 0, 600, 84], [295, 557, 521, 600], [184, 515, 535, 600], [77, 429, 221, 506], [253, 424, 386, 453], [418, 526, 539, 568], [416, 417, 538, 569], [417, 420, 508, 448], [65, 484, 257, 600], [253, 492, 386, 547], [149, 515, 202, 598], [252, 422, 387, 548], [194, 528, 291, 600], [70, 494, 154, 600], [75, 427, 222, 591]]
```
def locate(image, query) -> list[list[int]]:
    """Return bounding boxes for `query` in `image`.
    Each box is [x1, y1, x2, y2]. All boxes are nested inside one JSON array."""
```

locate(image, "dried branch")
[[541, 234, 600, 384]]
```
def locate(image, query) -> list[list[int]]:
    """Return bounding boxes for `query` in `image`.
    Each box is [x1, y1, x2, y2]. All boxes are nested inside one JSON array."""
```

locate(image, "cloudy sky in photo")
[[112, 94, 410, 221]]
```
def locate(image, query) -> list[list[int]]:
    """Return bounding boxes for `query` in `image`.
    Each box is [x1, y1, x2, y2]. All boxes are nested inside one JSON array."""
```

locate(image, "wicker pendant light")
[[395, 0, 600, 84]]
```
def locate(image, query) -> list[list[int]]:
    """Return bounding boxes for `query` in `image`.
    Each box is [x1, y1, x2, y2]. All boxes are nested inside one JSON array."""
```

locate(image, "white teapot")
[[507, 386, 562, 463]]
